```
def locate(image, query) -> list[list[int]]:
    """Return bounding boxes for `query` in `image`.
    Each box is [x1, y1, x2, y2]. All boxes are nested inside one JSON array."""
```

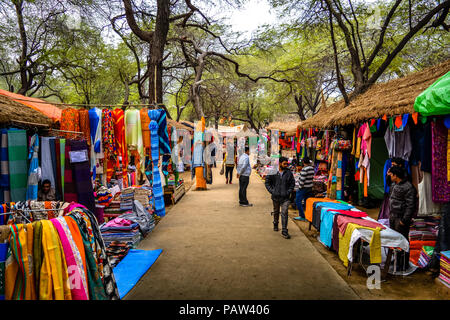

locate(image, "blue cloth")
[[26, 134, 39, 201], [89, 108, 101, 153], [148, 109, 171, 154], [394, 114, 409, 132], [113, 249, 163, 299], [150, 120, 165, 217], [192, 142, 203, 168], [237, 153, 251, 176], [317, 202, 354, 248]]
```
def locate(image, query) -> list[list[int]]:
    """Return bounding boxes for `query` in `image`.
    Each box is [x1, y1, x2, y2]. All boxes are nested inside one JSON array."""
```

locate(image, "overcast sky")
[[227, 0, 278, 34]]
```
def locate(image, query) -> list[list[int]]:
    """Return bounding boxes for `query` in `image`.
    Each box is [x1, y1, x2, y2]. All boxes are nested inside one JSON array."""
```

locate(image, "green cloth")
[[414, 72, 450, 116], [389, 118, 393, 130], [368, 137, 389, 200], [33, 221, 43, 294], [7, 130, 28, 202]]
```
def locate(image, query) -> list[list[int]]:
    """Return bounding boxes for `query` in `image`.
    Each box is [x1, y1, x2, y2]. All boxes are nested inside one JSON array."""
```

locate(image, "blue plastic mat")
[[113, 249, 163, 299]]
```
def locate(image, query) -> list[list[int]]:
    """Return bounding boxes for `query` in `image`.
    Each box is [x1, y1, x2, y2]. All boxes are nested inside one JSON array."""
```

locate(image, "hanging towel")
[[148, 109, 171, 154], [112, 109, 128, 187], [150, 120, 165, 217], [63, 140, 78, 203], [49, 138, 59, 200], [125, 109, 144, 174], [8, 130, 28, 202], [78, 109, 91, 147], [0, 129, 10, 203], [70, 139, 95, 213], [26, 134, 39, 201], [60, 139, 66, 198], [41, 137, 56, 189]]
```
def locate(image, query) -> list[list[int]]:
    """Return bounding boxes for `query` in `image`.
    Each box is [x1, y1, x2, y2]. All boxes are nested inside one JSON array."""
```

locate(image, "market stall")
[[281, 60, 450, 278]]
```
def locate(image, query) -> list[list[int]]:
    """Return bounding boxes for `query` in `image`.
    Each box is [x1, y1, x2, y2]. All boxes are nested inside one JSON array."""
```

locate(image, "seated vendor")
[[38, 179, 56, 201]]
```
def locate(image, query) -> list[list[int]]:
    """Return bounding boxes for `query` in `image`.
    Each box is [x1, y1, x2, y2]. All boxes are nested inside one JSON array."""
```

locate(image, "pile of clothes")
[[120, 188, 135, 211], [409, 218, 439, 242], [417, 246, 434, 268], [103, 199, 121, 218], [96, 186, 113, 207], [100, 217, 142, 267], [438, 251, 450, 289]]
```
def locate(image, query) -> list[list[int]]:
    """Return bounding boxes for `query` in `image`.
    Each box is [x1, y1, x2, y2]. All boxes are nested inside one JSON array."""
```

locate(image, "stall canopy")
[[0, 94, 53, 127], [414, 71, 450, 116], [167, 119, 194, 132], [299, 59, 450, 129], [266, 120, 300, 136], [0, 89, 62, 122]]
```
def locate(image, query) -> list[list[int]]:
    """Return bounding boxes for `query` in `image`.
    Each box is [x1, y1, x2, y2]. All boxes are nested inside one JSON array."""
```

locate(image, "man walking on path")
[[237, 146, 252, 207], [294, 157, 315, 221], [265, 157, 295, 239]]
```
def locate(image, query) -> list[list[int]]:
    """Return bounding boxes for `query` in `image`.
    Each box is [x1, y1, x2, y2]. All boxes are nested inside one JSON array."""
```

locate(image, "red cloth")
[[328, 209, 368, 218], [336, 215, 386, 236], [409, 240, 436, 265], [112, 109, 128, 187]]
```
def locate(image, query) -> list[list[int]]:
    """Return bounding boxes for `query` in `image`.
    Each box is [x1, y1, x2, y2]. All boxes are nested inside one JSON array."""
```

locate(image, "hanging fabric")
[[8, 130, 28, 202], [60, 108, 80, 139], [26, 134, 39, 201], [431, 119, 450, 203], [150, 120, 165, 217], [0, 129, 10, 203], [125, 108, 144, 176], [78, 109, 91, 147], [148, 109, 171, 154], [112, 109, 128, 188]]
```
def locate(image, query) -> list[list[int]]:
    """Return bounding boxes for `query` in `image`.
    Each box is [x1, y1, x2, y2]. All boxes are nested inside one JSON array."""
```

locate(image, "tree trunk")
[[14, 0, 29, 95]]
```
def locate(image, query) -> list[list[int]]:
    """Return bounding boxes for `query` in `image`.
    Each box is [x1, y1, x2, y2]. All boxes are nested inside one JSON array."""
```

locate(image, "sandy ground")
[[126, 166, 358, 300]]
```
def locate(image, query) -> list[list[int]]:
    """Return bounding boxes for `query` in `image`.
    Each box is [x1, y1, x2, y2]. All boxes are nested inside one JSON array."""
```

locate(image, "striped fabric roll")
[[148, 109, 171, 155], [150, 120, 165, 217], [8, 130, 28, 202]]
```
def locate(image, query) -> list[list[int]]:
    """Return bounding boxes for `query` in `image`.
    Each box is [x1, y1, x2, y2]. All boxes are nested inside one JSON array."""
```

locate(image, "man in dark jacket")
[[265, 157, 295, 239], [388, 166, 416, 271]]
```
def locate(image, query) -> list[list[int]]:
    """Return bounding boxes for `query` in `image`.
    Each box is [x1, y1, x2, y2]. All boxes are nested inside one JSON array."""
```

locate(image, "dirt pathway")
[[126, 167, 359, 300]]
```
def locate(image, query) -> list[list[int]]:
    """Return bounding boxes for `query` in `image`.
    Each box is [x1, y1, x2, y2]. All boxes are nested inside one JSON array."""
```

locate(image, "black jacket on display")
[[265, 170, 295, 201]]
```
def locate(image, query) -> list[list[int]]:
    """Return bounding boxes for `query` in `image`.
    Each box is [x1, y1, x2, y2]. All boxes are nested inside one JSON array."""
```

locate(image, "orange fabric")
[[45, 201, 56, 219], [60, 108, 80, 139], [394, 115, 403, 129], [0, 88, 62, 121], [112, 109, 128, 186], [63, 216, 88, 287], [412, 112, 419, 125], [140, 108, 151, 154], [78, 109, 91, 146], [382, 114, 387, 121], [305, 197, 340, 222], [363, 167, 368, 197]]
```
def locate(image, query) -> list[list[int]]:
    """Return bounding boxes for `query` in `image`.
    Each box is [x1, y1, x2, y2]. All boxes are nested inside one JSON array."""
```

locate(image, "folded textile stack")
[[418, 246, 434, 268], [120, 188, 135, 211], [100, 217, 142, 267], [439, 251, 450, 289], [134, 187, 152, 209], [96, 186, 113, 207], [104, 200, 121, 218], [409, 217, 439, 242]]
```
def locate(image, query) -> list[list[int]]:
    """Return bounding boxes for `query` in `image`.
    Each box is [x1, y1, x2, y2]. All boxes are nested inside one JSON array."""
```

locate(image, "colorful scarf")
[[78, 109, 91, 147], [60, 108, 80, 139], [148, 109, 171, 154], [431, 119, 450, 202], [26, 134, 39, 201]]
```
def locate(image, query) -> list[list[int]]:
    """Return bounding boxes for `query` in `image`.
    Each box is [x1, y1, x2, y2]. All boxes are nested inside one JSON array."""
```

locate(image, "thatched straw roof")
[[167, 119, 194, 131], [266, 120, 300, 136], [300, 59, 450, 129], [0, 94, 53, 127]]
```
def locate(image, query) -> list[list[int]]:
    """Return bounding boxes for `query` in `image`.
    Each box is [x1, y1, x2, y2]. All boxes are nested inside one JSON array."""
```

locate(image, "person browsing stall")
[[294, 157, 315, 221]]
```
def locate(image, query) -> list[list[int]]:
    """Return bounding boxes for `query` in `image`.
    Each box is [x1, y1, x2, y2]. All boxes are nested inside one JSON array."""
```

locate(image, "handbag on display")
[[334, 139, 352, 151]]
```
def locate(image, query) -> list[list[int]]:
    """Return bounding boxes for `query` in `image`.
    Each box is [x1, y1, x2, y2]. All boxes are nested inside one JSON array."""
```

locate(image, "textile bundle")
[[3, 203, 119, 300], [438, 251, 450, 289]]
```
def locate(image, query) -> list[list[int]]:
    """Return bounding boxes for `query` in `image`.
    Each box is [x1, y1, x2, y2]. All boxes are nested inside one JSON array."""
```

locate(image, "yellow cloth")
[[39, 220, 72, 300], [338, 223, 382, 267], [355, 136, 361, 159], [5, 224, 36, 300], [351, 127, 356, 155], [124, 108, 144, 174]]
